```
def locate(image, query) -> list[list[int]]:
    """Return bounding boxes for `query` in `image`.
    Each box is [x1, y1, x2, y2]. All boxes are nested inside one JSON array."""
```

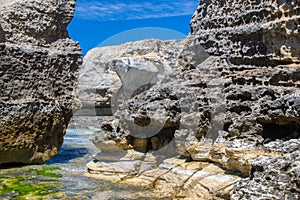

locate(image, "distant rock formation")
[[0, 0, 82, 164], [87, 0, 300, 199], [78, 39, 184, 115]]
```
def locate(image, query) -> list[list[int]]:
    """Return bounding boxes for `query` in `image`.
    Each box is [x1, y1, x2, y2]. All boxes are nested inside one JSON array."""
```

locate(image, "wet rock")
[[89, 157, 242, 199], [0, 0, 82, 164], [87, 151, 157, 183]]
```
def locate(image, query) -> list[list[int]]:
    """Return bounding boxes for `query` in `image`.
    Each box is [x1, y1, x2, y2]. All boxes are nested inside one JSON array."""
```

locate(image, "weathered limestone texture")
[[232, 139, 300, 199], [78, 39, 184, 115], [189, 0, 300, 65], [0, 0, 82, 164], [87, 0, 299, 199]]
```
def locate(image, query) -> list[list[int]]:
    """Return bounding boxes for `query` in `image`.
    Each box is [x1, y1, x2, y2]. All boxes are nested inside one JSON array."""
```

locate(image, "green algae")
[[102, 186, 112, 191], [114, 177, 132, 186], [41, 166, 61, 171], [0, 166, 64, 199], [0, 176, 61, 199], [27, 166, 62, 178]]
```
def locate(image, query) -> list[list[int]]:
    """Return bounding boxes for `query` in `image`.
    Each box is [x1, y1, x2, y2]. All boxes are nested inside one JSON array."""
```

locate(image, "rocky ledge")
[[86, 0, 300, 199], [0, 0, 82, 164]]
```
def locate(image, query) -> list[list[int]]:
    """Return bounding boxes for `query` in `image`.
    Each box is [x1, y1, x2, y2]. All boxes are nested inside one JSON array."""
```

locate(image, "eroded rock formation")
[[0, 0, 82, 164], [189, 0, 300, 65], [87, 0, 299, 199], [232, 139, 300, 199], [78, 39, 184, 115]]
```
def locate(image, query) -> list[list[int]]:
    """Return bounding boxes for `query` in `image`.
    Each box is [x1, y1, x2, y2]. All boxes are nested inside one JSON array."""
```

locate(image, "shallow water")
[[0, 116, 122, 199], [0, 129, 104, 198], [0, 115, 162, 200]]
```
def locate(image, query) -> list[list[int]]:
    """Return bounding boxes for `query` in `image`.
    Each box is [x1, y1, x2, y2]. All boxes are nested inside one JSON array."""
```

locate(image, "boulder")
[[0, 0, 82, 164]]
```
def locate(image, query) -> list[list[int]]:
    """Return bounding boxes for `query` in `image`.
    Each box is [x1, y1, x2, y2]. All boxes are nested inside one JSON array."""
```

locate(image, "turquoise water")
[[0, 128, 115, 199], [0, 116, 159, 199]]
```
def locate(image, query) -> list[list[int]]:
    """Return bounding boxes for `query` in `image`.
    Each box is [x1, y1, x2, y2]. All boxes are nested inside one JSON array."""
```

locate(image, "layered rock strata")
[[0, 0, 82, 164], [78, 39, 184, 115], [87, 0, 300, 199]]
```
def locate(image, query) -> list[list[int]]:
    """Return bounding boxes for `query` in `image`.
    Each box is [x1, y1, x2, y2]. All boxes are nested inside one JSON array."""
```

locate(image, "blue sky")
[[67, 0, 199, 55]]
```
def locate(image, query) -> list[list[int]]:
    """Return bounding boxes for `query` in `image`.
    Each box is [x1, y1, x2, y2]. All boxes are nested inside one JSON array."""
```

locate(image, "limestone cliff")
[[0, 0, 82, 164], [87, 0, 300, 199]]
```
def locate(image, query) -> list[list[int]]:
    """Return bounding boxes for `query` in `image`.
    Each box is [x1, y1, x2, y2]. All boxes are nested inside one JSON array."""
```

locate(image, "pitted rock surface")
[[189, 0, 300, 65], [232, 139, 300, 200], [0, 0, 82, 164], [87, 0, 300, 199]]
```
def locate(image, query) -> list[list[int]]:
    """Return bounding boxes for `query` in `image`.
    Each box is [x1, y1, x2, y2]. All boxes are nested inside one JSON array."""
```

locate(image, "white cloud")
[[75, 0, 199, 21]]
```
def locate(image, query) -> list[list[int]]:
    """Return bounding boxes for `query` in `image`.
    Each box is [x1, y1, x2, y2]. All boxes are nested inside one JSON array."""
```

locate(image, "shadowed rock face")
[[87, 0, 300, 199], [0, 25, 4, 43], [0, 0, 82, 164]]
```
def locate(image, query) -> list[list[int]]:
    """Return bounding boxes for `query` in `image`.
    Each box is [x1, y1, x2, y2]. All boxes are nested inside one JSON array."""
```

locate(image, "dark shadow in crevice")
[[259, 120, 300, 141], [127, 128, 177, 153], [210, 162, 249, 178], [0, 25, 5, 43], [0, 163, 31, 169]]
